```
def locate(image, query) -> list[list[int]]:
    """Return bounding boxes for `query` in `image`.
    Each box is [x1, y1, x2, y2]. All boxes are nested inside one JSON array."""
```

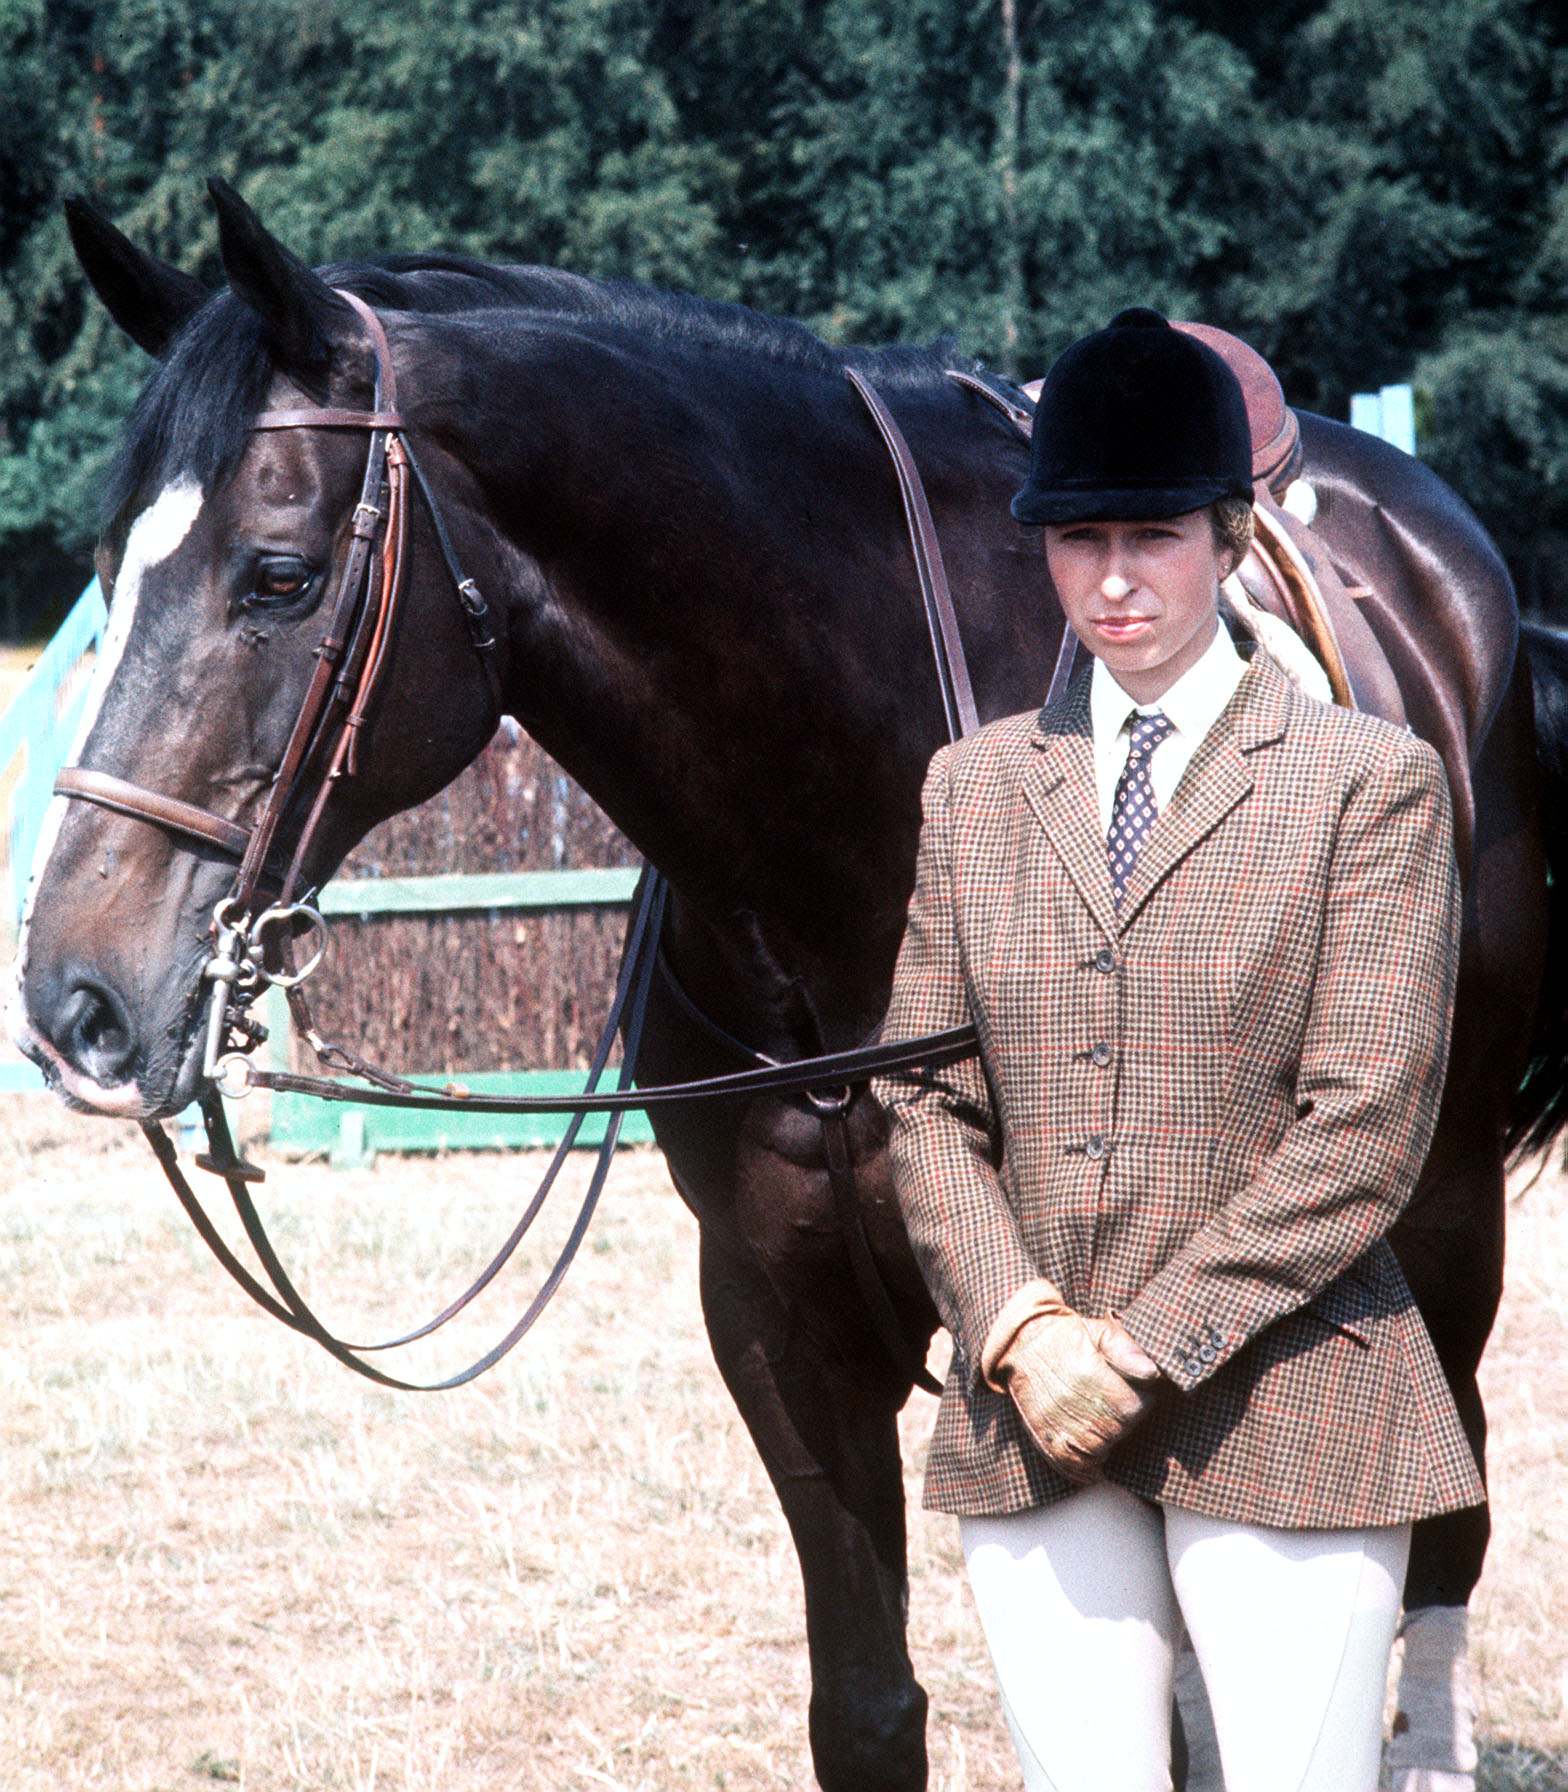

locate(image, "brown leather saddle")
[[1171, 323, 1406, 728]]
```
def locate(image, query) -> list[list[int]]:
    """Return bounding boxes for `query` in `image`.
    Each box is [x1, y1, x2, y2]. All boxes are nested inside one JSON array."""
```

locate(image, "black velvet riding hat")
[[1011, 307, 1254, 525]]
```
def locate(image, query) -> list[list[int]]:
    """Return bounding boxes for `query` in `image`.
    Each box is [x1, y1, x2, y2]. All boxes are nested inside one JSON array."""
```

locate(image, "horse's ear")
[[207, 176, 356, 380], [63, 195, 210, 357]]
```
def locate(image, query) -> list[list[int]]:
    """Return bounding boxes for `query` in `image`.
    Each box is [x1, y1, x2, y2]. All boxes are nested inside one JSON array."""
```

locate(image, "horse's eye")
[[247, 556, 315, 607]]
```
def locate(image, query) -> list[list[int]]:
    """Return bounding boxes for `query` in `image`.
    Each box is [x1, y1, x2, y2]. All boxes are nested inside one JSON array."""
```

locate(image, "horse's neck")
[[422, 320, 1046, 1045], [433, 340, 939, 1031]]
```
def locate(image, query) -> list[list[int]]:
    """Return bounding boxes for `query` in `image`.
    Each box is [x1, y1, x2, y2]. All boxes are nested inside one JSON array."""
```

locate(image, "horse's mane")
[[102, 253, 994, 534]]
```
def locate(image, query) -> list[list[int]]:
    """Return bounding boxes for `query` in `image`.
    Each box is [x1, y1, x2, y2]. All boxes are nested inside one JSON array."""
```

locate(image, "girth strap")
[[805, 365, 1007, 1393], [816, 1095, 941, 1393]]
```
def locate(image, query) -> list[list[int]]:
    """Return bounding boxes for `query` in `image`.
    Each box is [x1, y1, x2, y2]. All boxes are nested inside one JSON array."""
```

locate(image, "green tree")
[[3, 0, 1567, 629], [1229, 0, 1568, 608]]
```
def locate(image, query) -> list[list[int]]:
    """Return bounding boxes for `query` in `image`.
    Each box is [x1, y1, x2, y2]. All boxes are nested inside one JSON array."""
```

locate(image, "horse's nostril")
[[79, 999, 115, 1052], [57, 978, 137, 1084]]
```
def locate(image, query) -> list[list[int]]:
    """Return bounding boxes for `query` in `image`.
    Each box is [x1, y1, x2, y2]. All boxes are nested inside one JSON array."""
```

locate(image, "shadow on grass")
[[1478, 1741, 1568, 1790]]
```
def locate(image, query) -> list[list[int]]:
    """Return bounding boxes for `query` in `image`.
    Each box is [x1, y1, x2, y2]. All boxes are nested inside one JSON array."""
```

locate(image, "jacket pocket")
[[1300, 1257, 1387, 1349]]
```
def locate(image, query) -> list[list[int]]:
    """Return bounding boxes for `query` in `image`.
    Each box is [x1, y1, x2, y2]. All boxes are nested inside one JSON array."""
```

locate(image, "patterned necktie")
[[1107, 710, 1176, 905]]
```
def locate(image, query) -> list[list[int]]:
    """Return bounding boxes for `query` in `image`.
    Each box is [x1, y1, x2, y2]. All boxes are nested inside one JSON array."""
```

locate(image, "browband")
[[251, 410, 405, 430]]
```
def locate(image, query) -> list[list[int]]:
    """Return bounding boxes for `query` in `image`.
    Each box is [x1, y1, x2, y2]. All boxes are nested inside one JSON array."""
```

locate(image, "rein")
[[53, 310, 1033, 1392], [141, 869, 669, 1390]]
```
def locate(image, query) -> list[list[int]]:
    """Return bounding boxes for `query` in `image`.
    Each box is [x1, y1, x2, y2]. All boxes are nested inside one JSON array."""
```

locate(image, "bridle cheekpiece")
[[53, 290, 504, 1094]]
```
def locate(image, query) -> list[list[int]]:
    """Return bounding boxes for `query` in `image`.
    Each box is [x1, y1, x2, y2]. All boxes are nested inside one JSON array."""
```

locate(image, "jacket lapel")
[[1115, 652, 1292, 929], [1021, 673, 1120, 941]]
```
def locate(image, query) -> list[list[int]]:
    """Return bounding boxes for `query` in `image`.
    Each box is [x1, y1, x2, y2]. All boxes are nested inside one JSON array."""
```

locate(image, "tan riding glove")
[[981, 1280, 1162, 1486]]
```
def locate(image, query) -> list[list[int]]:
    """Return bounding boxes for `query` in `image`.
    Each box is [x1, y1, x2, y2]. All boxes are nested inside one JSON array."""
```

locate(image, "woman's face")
[[1043, 509, 1236, 703]]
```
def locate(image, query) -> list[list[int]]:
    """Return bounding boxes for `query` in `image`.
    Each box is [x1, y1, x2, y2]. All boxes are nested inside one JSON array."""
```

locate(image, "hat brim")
[[1010, 476, 1250, 526]]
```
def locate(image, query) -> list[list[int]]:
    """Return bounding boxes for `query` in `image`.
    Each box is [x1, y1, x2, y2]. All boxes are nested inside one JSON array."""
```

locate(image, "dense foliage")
[[2, 0, 1566, 630]]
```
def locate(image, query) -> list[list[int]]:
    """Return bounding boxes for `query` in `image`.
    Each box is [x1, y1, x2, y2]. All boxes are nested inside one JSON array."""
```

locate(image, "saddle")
[[1171, 324, 1405, 727]]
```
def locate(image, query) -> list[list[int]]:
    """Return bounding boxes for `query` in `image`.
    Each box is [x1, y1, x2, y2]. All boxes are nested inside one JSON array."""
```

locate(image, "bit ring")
[[253, 903, 327, 987], [213, 1053, 256, 1100]]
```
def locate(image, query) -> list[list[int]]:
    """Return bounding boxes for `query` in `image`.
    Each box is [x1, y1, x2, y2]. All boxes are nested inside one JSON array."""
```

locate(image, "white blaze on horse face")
[[69, 478, 206, 762], [9, 479, 205, 1027]]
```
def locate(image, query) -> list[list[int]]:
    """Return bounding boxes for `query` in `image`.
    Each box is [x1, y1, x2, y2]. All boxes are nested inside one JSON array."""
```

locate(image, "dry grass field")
[[0, 1091, 1562, 1791]]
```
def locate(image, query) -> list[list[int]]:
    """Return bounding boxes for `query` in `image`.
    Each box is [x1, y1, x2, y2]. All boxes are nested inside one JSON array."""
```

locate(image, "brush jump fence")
[[1, 588, 648, 1157], [271, 860, 651, 1164]]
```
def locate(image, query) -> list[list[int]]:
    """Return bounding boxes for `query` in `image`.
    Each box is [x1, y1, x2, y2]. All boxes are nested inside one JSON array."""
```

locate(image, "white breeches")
[[960, 1483, 1410, 1792]]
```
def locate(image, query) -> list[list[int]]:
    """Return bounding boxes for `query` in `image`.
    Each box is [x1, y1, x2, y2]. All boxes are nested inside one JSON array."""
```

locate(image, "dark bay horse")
[[11, 182, 1566, 1791]]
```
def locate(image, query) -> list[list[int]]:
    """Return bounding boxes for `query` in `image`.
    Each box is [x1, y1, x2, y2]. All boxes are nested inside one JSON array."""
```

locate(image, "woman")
[[875, 308, 1482, 1792]]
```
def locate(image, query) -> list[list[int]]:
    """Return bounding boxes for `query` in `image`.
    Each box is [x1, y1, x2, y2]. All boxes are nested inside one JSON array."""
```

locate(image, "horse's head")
[[9, 182, 501, 1118]]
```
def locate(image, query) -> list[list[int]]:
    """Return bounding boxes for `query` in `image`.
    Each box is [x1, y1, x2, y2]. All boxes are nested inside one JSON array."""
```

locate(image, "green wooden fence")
[[1, 579, 108, 926], [268, 866, 651, 1162]]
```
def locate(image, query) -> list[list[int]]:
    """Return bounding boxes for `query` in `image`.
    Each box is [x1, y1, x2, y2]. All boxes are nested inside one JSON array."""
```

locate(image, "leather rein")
[[50, 301, 1032, 1390]]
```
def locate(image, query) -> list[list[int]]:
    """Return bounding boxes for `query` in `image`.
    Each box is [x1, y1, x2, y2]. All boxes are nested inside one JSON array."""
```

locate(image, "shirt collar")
[[1089, 618, 1247, 749]]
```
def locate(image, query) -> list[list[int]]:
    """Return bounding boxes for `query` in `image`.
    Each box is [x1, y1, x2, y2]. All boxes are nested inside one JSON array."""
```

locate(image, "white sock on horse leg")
[[1389, 1603, 1477, 1788]]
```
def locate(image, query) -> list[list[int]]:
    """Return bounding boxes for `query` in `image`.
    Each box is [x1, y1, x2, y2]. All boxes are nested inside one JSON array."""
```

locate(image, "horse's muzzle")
[[8, 962, 184, 1118]]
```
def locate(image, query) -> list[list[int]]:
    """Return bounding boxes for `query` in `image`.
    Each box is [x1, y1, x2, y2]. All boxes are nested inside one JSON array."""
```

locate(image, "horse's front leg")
[[654, 1081, 938, 1792], [696, 1223, 930, 1792]]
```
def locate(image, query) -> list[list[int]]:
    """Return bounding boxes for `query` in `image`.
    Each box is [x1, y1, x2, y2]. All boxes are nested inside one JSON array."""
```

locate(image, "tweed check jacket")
[[875, 649, 1484, 1528]]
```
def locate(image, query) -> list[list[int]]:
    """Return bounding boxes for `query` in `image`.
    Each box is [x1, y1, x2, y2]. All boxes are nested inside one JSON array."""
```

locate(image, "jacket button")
[[1184, 1358, 1203, 1377], [1085, 1134, 1106, 1160], [1091, 1042, 1113, 1067], [1199, 1345, 1216, 1363], [1095, 948, 1116, 974]]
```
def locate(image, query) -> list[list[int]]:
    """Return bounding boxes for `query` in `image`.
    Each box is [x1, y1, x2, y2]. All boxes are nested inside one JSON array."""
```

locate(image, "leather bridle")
[[56, 290, 504, 922], [46, 303, 1026, 1391]]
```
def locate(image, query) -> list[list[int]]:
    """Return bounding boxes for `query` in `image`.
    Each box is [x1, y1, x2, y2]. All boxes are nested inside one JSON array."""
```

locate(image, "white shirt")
[[1088, 621, 1248, 832]]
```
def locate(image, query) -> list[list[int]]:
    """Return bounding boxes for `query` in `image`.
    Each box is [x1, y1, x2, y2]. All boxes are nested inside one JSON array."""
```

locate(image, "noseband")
[[55, 290, 503, 920]]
